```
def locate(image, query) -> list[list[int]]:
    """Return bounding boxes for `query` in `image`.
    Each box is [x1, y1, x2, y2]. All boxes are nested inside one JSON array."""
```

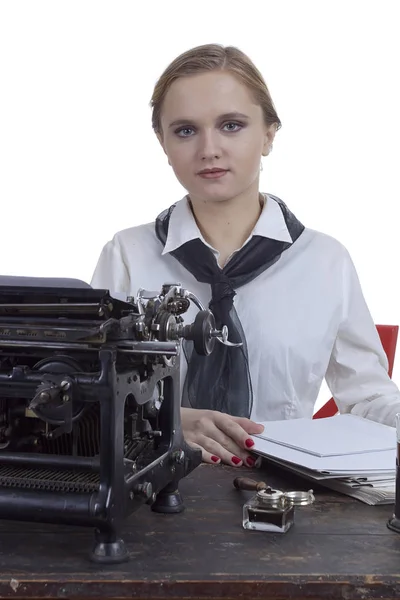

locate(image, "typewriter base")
[[151, 482, 185, 514], [387, 514, 400, 534], [90, 531, 129, 564]]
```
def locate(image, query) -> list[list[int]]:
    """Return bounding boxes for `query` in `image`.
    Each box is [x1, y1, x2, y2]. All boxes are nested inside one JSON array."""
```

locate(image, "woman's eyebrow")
[[168, 112, 251, 129]]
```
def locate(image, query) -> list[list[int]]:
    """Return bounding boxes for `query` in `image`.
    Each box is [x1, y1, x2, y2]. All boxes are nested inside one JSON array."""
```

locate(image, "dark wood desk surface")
[[0, 461, 400, 599]]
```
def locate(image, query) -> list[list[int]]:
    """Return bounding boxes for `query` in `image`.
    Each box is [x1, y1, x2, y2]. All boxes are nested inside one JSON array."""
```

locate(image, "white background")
[[0, 0, 399, 403]]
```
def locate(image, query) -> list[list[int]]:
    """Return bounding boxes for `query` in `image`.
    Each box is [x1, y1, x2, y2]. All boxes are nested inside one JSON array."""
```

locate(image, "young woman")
[[91, 43, 400, 468]]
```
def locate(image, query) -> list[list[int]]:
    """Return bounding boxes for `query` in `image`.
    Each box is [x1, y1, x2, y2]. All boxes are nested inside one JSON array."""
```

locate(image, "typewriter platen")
[[0, 280, 232, 563]]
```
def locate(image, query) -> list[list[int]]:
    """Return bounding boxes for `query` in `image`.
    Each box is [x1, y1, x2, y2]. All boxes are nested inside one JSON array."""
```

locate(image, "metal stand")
[[151, 482, 185, 514], [90, 530, 129, 564]]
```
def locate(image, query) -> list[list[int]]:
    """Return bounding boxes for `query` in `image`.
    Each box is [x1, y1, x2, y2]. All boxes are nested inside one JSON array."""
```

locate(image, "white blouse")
[[91, 194, 400, 427]]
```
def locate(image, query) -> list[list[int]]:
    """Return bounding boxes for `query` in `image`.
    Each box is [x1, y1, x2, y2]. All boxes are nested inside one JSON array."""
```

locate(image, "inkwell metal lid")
[[233, 477, 315, 508], [256, 487, 286, 507], [284, 489, 315, 506], [256, 488, 315, 507]]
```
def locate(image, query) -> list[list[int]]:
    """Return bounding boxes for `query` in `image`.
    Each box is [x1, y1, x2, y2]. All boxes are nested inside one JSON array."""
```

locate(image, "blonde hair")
[[150, 43, 282, 135]]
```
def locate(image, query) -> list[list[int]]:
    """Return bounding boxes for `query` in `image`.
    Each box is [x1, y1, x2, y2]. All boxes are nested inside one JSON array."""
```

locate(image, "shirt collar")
[[161, 193, 293, 256]]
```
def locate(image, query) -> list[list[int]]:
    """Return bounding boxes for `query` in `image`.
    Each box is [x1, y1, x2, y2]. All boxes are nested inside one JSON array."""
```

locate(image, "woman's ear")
[[262, 123, 277, 156]]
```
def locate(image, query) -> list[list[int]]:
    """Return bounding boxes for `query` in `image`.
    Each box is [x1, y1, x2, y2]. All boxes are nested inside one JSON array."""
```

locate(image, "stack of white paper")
[[252, 414, 397, 505]]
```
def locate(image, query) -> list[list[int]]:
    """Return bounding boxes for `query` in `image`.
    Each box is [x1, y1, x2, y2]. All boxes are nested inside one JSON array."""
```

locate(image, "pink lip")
[[198, 169, 228, 179]]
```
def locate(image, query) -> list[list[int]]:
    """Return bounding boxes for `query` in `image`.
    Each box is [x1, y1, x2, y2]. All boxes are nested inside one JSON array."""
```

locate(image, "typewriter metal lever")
[[30, 383, 61, 410], [211, 325, 242, 348]]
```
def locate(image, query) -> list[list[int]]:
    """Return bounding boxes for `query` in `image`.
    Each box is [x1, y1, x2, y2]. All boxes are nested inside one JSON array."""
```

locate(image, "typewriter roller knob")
[[191, 310, 217, 356], [178, 311, 217, 356], [180, 310, 243, 356]]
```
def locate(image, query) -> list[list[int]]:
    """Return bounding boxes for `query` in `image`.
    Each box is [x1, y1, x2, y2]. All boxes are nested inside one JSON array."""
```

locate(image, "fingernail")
[[245, 438, 254, 448], [246, 456, 256, 467], [231, 456, 242, 465], [211, 455, 220, 463]]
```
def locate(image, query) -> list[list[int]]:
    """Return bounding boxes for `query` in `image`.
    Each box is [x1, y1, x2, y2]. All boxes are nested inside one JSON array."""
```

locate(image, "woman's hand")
[[181, 407, 264, 467]]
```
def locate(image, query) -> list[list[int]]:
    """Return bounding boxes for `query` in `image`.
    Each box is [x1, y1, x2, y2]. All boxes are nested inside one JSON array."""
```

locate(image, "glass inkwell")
[[387, 413, 400, 533], [234, 477, 315, 533]]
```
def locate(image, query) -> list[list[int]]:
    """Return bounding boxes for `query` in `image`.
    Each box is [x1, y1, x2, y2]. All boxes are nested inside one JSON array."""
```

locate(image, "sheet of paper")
[[321, 479, 395, 505], [254, 414, 396, 457], [253, 435, 396, 474], [265, 455, 395, 480], [261, 454, 396, 505]]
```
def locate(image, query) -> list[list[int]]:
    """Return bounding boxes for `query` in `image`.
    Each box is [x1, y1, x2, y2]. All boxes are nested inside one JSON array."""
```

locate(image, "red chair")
[[313, 324, 399, 419]]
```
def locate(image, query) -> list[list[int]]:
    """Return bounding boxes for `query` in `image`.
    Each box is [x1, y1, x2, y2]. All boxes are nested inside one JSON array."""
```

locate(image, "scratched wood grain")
[[0, 462, 400, 599]]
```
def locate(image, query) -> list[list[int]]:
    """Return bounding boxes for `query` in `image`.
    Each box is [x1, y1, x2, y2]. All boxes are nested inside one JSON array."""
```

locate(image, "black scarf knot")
[[210, 277, 235, 318]]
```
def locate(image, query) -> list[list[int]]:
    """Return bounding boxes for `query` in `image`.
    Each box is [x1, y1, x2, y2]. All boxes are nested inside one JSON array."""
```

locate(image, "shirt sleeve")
[[90, 235, 131, 294], [325, 249, 400, 427]]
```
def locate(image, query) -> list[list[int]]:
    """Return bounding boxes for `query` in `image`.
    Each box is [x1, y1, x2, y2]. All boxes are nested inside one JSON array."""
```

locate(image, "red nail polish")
[[246, 456, 256, 467], [245, 438, 254, 448], [231, 456, 242, 465], [211, 455, 220, 463]]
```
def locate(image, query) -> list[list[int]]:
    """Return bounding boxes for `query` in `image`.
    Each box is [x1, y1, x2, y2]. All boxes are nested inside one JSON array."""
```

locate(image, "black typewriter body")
[[0, 280, 222, 563]]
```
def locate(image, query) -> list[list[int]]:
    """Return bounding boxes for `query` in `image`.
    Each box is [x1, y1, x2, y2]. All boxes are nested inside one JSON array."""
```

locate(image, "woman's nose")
[[198, 130, 222, 161]]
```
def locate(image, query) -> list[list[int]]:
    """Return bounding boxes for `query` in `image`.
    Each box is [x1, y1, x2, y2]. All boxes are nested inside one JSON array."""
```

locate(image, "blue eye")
[[222, 122, 243, 132], [174, 121, 243, 138], [175, 127, 195, 137]]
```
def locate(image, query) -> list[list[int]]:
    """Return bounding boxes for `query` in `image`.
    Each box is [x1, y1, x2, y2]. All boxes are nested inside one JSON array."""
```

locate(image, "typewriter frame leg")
[[151, 480, 185, 514], [90, 528, 129, 564], [89, 348, 130, 564], [150, 371, 201, 515]]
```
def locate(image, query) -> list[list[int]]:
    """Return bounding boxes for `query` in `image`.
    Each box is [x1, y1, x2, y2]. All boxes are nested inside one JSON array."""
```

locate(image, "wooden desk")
[[0, 462, 400, 599]]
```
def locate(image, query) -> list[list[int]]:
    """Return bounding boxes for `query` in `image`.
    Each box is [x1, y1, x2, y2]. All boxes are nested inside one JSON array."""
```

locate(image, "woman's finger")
[[197, 434, 259, 467], [230, 415, 265, 435], [214, 413, 259, 453], [187, 440, 222, 465], [198, 422, 253, 465]]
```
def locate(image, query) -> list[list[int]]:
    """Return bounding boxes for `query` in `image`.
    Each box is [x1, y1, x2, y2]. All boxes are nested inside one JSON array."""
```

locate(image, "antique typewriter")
[[0, 277, 232, 563]]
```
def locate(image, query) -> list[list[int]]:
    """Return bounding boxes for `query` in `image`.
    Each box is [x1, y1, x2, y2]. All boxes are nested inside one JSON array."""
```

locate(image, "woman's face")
[[158, 70, 275, 205]]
